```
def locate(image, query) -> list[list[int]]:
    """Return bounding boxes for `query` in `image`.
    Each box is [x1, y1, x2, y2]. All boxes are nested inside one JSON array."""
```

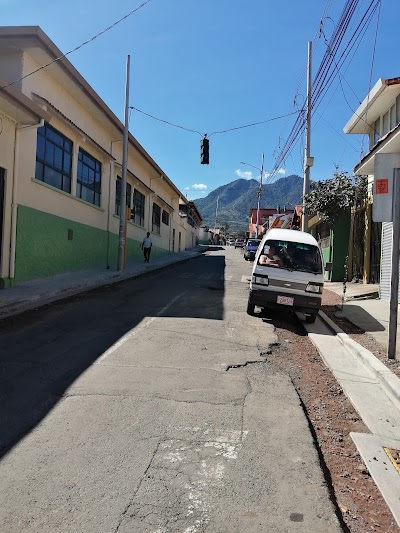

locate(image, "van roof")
[[263, 228, 319, 246]]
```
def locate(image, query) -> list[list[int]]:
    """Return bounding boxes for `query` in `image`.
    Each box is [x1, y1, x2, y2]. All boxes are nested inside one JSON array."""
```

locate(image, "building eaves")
[[354, 122, 400, 174], [32, 94, 115, 159], [344, 77, 400, 134], [153, 194, 174, 212], [0, 76, 51, 123], [188, 201, 202, 222], [386, 77, 400, 86], [113, 162, 154, 194]]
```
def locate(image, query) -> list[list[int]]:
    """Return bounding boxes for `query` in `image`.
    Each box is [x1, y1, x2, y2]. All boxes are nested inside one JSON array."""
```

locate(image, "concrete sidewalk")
[[324, 280, 399, 359], [0, 246, 205, 320], [314, 281, 400, 525]]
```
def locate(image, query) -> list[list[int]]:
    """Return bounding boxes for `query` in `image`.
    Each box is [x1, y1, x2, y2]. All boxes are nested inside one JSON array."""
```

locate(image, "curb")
[[318, 310, 400, 411], [0, 251, 203, 320], [345, 291, 379, 302]]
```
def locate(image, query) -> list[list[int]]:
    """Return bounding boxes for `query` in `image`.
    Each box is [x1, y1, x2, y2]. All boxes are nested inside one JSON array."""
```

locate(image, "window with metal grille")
[[162, 209, 169, 225], [115, 177, 132, 216], [132, 189, 145, 226], [35, 123, 72, 193], [152, 202, 161, 234], [77, 148, 102, 206]]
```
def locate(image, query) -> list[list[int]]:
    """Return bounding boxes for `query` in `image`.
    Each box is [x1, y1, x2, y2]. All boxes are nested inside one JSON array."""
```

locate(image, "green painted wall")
[[12, 205, 168, 284], [330, 212, 351, 282], [321, 242, 331, 282]]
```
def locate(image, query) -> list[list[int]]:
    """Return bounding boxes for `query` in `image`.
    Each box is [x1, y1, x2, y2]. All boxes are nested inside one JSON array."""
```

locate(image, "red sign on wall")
[[376, 178, 389, 194]]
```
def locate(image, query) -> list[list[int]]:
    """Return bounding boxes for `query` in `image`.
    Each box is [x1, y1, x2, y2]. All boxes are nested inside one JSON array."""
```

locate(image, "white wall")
[[0, 112, 16, 279]]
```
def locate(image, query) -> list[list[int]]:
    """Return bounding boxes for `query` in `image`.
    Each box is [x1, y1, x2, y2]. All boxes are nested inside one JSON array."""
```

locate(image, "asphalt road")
[[0, 247, 342, 533]]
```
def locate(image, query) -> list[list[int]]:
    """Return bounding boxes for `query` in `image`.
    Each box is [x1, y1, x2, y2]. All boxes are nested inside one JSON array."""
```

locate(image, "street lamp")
[[240, 153, 264, 238]]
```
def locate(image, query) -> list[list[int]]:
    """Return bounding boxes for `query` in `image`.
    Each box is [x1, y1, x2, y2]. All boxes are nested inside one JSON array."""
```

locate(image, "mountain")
[[194, 175, 303, 231]]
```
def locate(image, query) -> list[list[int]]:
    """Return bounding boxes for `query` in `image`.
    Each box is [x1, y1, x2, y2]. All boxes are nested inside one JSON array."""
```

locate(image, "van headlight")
[[305, 283, 322, 293], [252, 275, 269, 286]]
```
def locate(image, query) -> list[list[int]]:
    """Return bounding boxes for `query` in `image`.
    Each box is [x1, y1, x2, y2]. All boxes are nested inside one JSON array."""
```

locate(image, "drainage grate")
[[383, 448, 400, 475]]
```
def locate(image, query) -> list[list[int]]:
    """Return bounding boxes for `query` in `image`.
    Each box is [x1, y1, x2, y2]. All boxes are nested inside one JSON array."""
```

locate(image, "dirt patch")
[[265, 304, 399, 532]]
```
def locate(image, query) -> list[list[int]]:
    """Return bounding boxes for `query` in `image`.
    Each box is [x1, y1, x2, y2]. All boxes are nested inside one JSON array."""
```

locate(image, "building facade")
[[344, 77, 400, 299], [0, 27, 201, 288]]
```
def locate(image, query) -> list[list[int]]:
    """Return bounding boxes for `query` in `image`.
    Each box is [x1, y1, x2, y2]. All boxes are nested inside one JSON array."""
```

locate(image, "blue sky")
[[2, 0, 397, 201]]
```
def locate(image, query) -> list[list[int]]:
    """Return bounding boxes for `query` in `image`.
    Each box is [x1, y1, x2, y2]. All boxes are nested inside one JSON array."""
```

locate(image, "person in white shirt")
[[142, 232, 152, 263]]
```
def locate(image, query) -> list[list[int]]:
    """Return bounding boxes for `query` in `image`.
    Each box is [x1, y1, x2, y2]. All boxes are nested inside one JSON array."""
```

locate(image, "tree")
[[304, 171, 366, 225]]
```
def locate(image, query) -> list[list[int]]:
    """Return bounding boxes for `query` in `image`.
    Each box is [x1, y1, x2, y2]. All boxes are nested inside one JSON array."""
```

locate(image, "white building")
[[0, 26, 201, 288], [344, 76, 400, 299]]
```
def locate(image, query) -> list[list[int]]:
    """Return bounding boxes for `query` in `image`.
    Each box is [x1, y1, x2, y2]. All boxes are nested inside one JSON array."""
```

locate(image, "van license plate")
[[277, 296, 294, 306]]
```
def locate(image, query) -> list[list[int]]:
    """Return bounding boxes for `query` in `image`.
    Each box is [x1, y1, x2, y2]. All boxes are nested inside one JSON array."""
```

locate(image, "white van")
[[247, 228, 324, 323]]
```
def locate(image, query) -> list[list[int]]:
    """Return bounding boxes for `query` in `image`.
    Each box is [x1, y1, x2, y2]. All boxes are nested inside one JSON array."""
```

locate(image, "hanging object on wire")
[[200, 135, 209, 164]]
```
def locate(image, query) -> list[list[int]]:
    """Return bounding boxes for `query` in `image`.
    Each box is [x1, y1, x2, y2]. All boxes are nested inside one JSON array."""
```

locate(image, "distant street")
[[0, 247, 341, 533]]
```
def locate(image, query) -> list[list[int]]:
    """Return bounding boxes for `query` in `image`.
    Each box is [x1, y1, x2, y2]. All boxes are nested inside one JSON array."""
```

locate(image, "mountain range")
[[193, 175, 303, 231]]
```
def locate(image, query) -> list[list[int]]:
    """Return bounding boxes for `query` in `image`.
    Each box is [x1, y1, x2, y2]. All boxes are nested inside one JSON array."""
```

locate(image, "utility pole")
[[388, 168, 400, 360], [302, 41, 313, 232], [118, 55, 131, 271], [214, 196, 219, 231], [256, 152, 264, 238], [212, 196, 219, 245]]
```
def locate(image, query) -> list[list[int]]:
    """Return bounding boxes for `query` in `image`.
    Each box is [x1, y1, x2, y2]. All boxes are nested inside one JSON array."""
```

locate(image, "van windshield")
[[258, 239, 323, 274]]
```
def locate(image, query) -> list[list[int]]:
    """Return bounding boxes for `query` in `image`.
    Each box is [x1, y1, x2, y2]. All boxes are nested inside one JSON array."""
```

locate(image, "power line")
[[361, 0, 382, 155], [0, 0, 151, 91], [268, 0, 381, 181], [130, 106, 203, 135], [209, 111, 299, 135], [271, 0, 335, 170], [130, 106, 300, 136]]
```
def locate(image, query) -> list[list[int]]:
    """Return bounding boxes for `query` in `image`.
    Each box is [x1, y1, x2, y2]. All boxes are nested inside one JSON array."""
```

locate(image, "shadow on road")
[[0, 254, 225, 459]]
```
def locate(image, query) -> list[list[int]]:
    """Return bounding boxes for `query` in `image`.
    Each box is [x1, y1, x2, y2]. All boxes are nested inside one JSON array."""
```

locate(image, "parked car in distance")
[[234, 239, 245, 248], [226, 239, 236, 246], [243, 239, 261, 261]]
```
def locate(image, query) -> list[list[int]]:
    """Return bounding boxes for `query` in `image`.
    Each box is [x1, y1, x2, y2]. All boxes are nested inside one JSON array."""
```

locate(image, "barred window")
[[132, 189, 145, 226], [35, 123, 72, 193], [152, 203, 161, 234], [162, 209, 169, 225], [77, 148, 102, 206], [115, 177, 132, 216]]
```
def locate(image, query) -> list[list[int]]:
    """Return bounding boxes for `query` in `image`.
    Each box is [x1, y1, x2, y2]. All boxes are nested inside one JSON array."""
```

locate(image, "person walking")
[[142, 231, 152, 263]]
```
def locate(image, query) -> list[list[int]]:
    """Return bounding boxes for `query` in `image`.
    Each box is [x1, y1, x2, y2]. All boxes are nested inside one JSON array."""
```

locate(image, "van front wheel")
[[306, 314, 317, 324], [247, 302, 255, 316]]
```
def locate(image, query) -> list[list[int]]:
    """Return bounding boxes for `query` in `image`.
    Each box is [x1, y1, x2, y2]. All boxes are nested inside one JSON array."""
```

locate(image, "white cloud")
[[277, 168, 286, 175], [235, 169, 254, 180], [192, 183, 208, 190], [184, 187, 190, 191]]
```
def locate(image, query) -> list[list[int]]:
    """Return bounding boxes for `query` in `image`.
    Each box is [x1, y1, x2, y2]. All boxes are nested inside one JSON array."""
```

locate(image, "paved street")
[[0, 247, 341, 533]]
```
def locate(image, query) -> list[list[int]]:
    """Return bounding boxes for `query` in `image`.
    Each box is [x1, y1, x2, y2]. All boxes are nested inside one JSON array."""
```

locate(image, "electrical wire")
[[268, 0, 380, 182], [0, 0, 151, 91], [130, 106, 300, 136], [130, 106, 203, 135], [314, 111, 361, 152], [361, 0, 381, 155], [271, 0, 335, 171], [208, 111, 300, 136]]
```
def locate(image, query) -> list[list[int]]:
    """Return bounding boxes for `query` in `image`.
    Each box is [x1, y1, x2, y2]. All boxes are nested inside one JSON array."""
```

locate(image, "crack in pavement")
[[225, 360, 267, 371], [61, 392, 243, 405], [113, 440, 162, 533]]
